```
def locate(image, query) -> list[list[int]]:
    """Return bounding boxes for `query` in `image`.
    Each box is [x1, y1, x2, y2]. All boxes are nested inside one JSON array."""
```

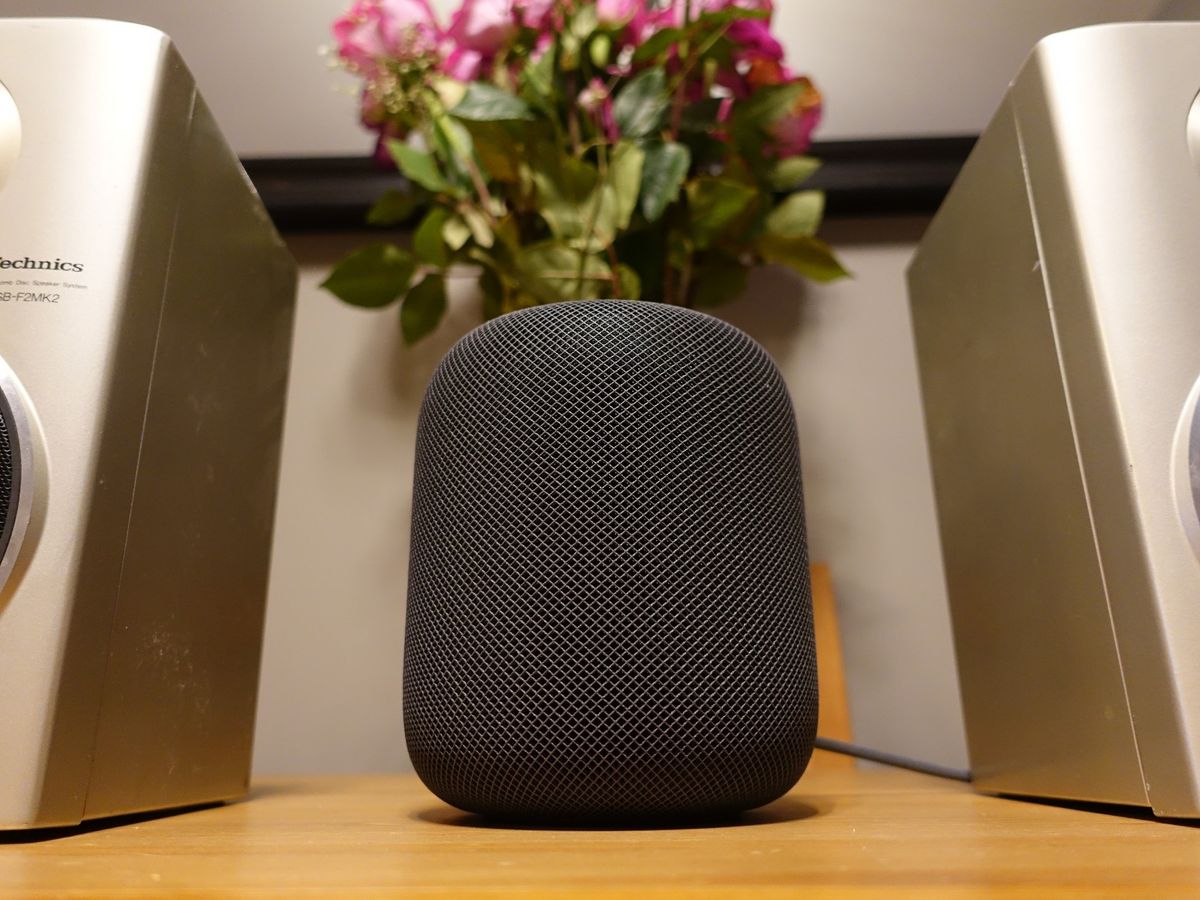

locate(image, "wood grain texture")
[[3, 766, 1198, 897], [810, 563, 853, 772]]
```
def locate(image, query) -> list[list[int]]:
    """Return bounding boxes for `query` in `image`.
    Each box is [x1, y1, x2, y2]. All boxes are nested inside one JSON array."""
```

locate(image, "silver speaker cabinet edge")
[[909, 23, 1200, 818], [0, 19, 296, 829], [403, 300, 817, 824]]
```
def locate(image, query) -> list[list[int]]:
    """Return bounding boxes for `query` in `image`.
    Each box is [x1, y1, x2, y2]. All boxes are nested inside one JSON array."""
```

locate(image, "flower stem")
[[606, 243, 623, 297], [463, 155, 498, 225], [575, 162, 606, 298], [567, 74, 583, 156]]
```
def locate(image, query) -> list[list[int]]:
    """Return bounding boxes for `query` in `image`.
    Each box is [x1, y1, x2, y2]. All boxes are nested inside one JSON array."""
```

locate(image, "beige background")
[[0, 0, 1174, 154], [1, 0, 1192, 773]]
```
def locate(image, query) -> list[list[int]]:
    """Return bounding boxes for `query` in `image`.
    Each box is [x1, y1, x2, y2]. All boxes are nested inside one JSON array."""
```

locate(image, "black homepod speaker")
[[403, 300, 817, 823]]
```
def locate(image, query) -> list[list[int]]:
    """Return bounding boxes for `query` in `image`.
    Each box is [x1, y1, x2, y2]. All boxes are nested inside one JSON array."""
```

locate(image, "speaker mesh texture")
[[0, 387, 17, 566], [404, 300, 817, 823]]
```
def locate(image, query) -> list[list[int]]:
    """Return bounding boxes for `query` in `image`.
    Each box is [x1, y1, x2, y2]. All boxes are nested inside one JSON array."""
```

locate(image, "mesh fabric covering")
[[403, 300, 817, 823]]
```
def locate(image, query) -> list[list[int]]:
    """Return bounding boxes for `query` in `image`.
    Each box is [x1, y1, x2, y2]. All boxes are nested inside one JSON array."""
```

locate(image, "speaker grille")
[[404, 300, 816, 822], [0, 386, 18, 567]]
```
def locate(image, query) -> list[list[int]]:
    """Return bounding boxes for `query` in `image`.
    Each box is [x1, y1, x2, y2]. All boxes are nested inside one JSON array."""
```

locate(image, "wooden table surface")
[[3, 751, 1200, 898]]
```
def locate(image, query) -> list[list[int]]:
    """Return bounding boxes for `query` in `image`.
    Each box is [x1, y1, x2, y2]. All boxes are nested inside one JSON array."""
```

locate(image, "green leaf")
[[493, 213, 520, 249], [478, 265, 505, 320], [694, 5, 770, 27], [632, 27, 684, 63], [534, 155, 600, 244], [431, 114, 476, 187], [533, 144, 643, 253], [765, 191, 824, 238], [366, 189, 424, 227], [691, 256, 749, 308], [615, 264, 642, 301], [729, 82, 805, 158], [431, 76, 467, 111], [461, 120, 523, 182], [442, 214, 472, 251], [387, 140, 451, 194], [735, 81, 805, 128], [589, 32, 612, 68], [758, 234, 851, 283], [460, 204, 495, 249], [517, 241, 612, 302], [613, 69, 669, 140], [320, 244, 416, 308], [519, 49, 557, 116], [570, 4, 599, 39], [686, 177, 758, 248], [608, 141, 645, 231], [560, 5, 599, 72], [400, 273, 447, 344], [766, 156, 821, 191], [560, 35, 581, 70], [451, 82, 535, 122], [413, 207, 452, 266], [640, 142, 691, 223]]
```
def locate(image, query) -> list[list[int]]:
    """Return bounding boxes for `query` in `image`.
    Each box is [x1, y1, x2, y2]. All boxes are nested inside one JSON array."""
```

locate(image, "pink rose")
[[443, 46, 486, 80], [729, 19, 783, 64], [379, 0, 441, 56], [600, 98, 619, 143], [333, 1, 390, 72], [627, 0, 772, 40], [700, 0, 772, 12], [514, 0, 557, 29], [597, 0, 642, 26], [446, 0, 518, 54], [744, 56, 791, 90], [628, 3, 679, 43], [578, 77, 609, 113], [709, 8, 790, 102], [334, 0, 441, 71], [530, 31, 554, 63], [360, 86, 387, 129], [578, 80, 619, 140]]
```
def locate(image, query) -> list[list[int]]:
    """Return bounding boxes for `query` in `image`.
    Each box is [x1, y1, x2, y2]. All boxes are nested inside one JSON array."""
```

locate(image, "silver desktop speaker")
[[403, 300, 818, 824], [909, 23, 1200, 817], [0, 19, 295, 828]]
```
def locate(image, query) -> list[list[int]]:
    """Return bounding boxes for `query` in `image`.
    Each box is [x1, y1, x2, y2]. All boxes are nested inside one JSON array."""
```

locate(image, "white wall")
[[0, 0, 1177, 154], [2, 0, 1190, 773]]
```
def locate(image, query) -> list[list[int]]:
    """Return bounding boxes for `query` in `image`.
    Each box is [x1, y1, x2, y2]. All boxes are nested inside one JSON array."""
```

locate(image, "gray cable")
[[814, 736, 972, 782]]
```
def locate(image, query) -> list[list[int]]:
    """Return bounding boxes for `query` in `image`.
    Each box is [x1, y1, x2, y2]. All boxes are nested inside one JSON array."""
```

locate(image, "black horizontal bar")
[[242, 135, 976, 233], [808, 136, 976, 217]]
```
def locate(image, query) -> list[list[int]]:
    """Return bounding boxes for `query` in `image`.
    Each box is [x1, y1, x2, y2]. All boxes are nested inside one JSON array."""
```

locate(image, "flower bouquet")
[[324, 0, 846, 343]]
